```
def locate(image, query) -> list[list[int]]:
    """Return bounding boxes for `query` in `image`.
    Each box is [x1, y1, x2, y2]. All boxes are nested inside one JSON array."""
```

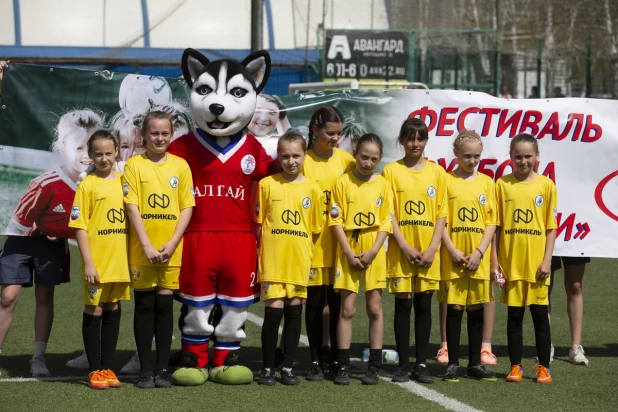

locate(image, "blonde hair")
[[52, 109, 103, 154], [453, 130, 483, 150]]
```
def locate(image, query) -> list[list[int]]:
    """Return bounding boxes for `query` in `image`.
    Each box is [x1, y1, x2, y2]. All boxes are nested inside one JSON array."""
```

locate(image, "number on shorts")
[[250, 271, 256, 287]]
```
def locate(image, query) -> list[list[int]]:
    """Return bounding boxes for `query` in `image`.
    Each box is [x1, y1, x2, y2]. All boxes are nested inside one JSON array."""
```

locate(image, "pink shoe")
[[436, 344, 449, 365], [481, 345, 497, 365]]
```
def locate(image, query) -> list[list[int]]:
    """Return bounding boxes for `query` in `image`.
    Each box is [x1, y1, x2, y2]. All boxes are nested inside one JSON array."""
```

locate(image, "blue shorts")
[[0, 236, 70, 287], [551, 256, 590, 272]]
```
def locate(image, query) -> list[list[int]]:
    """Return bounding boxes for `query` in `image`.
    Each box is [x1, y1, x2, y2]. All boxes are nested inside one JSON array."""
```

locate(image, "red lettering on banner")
[[542, 162, 556, 184], [567, 113, 584, 141], [408, 106, 438, 132], [496, 110, 522, 137], [538, 112, 559, 139], [479, 108, 501, 136], [478, 158, 498, 180], [518, 110, 543, 135], [434, 158, 458, 172], [457, 107, 480, 132], [436, 107, 458, 136], [556, 212, 575, 241], [496, 160, 513, 180], [581, 115, 602, 142]]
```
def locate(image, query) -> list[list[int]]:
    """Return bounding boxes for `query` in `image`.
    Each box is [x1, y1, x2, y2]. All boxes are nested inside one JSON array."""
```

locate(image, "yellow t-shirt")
[[328, 171, 392, 233], [440, 171, 498, 281], [382, 160, 448, 279], [69, 173, 129, 283], [496, 174, 558, 285], [123, 153, 195, 267], [302, 148, 355, 268], [255, 174, 323, 286]]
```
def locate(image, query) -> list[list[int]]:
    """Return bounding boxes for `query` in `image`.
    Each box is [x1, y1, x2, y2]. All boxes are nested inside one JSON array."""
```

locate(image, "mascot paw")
[[209, 365, 253, 385], [172, 367, 209, 386]]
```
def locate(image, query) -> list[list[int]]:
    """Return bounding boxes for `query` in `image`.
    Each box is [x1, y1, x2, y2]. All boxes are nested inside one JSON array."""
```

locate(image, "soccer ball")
[[118, 74, 172, 114]]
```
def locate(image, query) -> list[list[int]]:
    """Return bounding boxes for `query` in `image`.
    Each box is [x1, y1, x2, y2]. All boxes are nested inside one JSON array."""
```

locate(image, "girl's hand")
[[346, 252, 365, 271], [418, 247, 437, 268], [401, 244, 422, 265], [158, 241, 179, 263], [46, 236, 58, 242], [356, 248, 378, 267], [537, 260, 551, 279], [464, 249, 482, 271], [449, 249, 468, 267], [144, 244, 162, 264], [84, 263, 100, 284]]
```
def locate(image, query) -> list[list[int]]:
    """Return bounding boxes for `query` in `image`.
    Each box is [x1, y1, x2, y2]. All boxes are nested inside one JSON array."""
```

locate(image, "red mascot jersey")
[[169, 129, 278, 232]]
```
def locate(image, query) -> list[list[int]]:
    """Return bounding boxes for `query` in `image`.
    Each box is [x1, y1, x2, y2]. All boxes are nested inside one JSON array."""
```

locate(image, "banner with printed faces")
[[1, 63, 617, 258]]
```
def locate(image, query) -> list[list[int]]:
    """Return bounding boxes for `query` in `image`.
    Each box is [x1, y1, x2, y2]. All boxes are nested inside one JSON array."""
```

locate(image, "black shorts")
[[0, 236, 70, 287], [551, 256, 591, 272]]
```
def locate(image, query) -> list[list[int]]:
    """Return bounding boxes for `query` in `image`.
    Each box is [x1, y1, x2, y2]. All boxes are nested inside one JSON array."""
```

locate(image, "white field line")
[[0, 304, 483, 412]]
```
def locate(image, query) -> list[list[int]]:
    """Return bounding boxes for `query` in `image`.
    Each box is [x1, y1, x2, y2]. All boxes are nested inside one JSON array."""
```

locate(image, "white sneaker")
[[66, 352, 89, 369], [568, 345, 589, 366], [30, 355, 50, 377], [120, 351, 140, 374]]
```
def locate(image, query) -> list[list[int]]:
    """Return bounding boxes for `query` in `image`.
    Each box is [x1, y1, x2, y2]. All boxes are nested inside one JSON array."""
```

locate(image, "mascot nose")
[[210, 104, 225, 116]]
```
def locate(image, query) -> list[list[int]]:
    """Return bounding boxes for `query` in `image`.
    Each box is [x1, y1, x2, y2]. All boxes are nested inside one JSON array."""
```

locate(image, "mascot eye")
[[196, 85, 213, 95], [231, 87, 248, 98]]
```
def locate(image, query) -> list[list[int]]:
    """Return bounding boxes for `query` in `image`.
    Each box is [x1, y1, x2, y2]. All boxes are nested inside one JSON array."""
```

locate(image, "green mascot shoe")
[[209, 365, 253, 385], [172, 367, 209, 386]]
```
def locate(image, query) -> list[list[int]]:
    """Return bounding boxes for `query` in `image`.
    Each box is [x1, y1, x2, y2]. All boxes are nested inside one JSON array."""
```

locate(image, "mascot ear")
[[182, 48, 211, 88], [241, 50, 271, 95]]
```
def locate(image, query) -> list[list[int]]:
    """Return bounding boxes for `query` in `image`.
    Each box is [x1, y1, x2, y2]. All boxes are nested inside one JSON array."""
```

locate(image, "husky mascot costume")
[[169, 49, 278, 385]]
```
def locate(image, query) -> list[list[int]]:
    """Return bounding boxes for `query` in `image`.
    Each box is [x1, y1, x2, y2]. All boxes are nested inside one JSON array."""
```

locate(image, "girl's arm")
[[465, 225, 497, 271], [255, 223, 262, 248], [441, 226, 467, 266], [391, 218, 421, 264], [75, 229, 99, 284], [159, 207, 193, 263], [418, 216, 446, 267], [126, 204, 161, 264], [490, 230, 501, 280], [332, 225, 364, 271], [537, 229, 556, 279]]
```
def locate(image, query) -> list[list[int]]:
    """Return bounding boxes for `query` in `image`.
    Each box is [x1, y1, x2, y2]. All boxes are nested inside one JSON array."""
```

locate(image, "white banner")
[[330, 89, 618, 257]]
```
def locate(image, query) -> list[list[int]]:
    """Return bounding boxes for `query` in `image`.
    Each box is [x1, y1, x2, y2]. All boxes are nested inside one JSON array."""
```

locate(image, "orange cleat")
[[88, 370, 110, 389], [534, 364, 552, 384], [506, 364, 523, 382], [101, 369, 121, 388], [481, 345, 497, 365], [436, 344, 449, 365]]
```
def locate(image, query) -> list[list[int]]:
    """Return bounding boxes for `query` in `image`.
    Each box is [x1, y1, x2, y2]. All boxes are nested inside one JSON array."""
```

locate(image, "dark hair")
[[398, 117, 428, 145], [510, 133, 539, 154], [307, 105, 343, 149], [277, 130, 307, 152], [140, 110, 174, 147], [87, 130, 118, 154], [354, 133, 383, 157], [260, 94, 287, 120]]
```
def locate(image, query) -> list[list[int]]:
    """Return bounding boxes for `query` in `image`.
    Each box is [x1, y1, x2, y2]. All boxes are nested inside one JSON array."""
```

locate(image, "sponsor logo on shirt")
[[71, 206, 80, 220], [535, 194, 544, 207], [376, 196, 383, 207], [427, 186, 437, 198], [123, 182, 129, 196], [169, 176, 179, 188], [479, 193, 487, 206], [302, 197, 311, 209], [241, 155, 256, 174]]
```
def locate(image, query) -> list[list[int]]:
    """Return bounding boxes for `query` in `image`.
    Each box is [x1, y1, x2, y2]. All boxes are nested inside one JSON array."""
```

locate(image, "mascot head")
[[181, 48, 271, 137]]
